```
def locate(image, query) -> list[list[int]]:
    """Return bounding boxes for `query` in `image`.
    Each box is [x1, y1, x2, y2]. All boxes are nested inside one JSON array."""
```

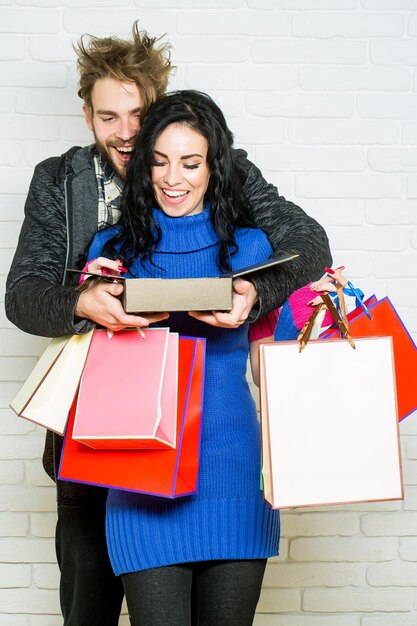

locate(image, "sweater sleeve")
[[235, 150, 332, 320], [248, 309, 280, 342], [5, 158, 92, 337]]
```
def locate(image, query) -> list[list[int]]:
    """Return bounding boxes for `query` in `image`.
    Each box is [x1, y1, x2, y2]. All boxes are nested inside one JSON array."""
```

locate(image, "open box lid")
[[67, 252, 299, 283]]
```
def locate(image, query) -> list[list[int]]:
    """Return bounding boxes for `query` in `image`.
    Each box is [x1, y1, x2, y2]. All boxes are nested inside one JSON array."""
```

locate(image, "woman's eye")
[[183, 163, 200, 170], [152, 160, 166, 167]]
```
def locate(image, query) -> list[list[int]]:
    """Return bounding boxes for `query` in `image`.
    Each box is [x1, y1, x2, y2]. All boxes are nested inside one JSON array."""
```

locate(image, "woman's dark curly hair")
[[103, 89, 252, 274]]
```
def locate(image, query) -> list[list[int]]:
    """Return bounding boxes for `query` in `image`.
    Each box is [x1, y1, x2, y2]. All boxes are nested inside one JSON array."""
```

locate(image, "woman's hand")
[[188, 279, 257, 328], [310, 266, 347, 294], [80, 256, 127, 283], [308, 266, 347, 307]]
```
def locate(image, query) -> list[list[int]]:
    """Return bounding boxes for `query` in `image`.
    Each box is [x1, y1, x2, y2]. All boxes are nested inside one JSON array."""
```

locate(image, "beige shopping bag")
[[10, 335, 71, 414], [10, 331, 94, 434]]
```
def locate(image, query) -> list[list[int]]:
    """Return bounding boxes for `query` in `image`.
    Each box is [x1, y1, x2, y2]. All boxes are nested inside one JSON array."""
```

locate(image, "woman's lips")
[[161, 189, 189, 205]]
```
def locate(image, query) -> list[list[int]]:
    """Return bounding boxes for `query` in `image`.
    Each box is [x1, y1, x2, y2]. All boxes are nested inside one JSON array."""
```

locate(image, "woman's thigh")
[[194, 559, 267, 626], [122, 559, 267, 626], [122, 564, 193, 626]]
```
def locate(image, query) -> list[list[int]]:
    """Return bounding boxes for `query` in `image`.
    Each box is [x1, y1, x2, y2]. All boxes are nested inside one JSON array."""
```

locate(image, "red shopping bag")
[[321, 296, 417, 421], [320, 295, 378, 338], [58, 336, 205, 498], [73, 328, 178, 450]]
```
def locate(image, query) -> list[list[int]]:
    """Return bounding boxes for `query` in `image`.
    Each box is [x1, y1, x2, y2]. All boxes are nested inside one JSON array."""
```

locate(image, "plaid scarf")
[[93, 151, 123, 229]]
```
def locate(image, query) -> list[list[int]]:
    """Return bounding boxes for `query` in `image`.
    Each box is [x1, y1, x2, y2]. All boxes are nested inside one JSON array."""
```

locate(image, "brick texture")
[[1, 5, 417, 625]]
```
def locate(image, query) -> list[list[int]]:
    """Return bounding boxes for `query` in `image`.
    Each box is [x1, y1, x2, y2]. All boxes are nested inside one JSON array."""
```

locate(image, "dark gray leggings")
[[122, 558, 267, 626]]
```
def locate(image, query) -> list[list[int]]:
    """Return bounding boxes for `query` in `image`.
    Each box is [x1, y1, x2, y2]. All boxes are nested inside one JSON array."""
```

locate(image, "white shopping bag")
[[259, 335, 403, 509], [10, 331, 94, 434]]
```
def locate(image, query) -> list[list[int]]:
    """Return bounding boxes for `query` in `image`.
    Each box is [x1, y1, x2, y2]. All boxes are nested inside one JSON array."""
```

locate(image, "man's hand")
[[188, 278, 258, 329], [75, 280, 169, 331]]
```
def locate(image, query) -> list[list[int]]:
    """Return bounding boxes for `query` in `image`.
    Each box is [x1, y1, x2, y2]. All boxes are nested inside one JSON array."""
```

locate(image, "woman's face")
[[151, 123, 211, 218]]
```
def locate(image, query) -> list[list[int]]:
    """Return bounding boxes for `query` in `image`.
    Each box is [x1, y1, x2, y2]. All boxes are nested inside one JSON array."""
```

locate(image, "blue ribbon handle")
[[328, 281, 372, 320]]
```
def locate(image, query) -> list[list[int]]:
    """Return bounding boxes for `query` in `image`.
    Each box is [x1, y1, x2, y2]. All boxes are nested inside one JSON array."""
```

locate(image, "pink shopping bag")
[[72, 328, 178, 449]]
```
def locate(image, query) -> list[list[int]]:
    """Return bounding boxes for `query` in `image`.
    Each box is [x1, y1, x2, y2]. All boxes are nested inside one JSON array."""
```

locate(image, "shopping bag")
[[259, 286, 403, 509], [58, 336, 205, 498], [319, 295, 377, 338], [72, 328, 178, 450], [10, 336, 71, 414], [320, 296, 417, 421], [10, 331, 94, 434]]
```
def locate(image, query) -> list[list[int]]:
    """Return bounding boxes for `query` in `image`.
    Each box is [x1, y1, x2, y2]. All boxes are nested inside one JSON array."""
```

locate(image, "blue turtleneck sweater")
[[87, 207, 280, 575]]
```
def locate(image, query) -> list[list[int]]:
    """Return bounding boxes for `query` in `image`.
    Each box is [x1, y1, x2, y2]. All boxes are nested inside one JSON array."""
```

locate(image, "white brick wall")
[[1, 2, 417, 624]]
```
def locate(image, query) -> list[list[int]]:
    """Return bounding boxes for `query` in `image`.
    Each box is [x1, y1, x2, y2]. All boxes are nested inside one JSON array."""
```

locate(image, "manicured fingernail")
[[118, 265, 128, 272], [325, 267, 335, 274]]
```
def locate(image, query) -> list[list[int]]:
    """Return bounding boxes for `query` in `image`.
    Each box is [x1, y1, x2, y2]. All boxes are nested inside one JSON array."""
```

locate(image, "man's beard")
[[93, 133, 130, 181]]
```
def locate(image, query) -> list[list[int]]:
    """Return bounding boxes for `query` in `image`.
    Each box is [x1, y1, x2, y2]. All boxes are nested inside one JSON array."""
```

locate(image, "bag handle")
[[298, 282, 355, 352]]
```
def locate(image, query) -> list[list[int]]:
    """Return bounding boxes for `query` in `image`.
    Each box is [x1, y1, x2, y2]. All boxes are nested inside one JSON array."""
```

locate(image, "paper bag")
[[10, 332, 93, 434], [73, 328, 178, 450], [260, 336, 403, 509], [321, 297, 417, 421], [59, 336, 205, 498]]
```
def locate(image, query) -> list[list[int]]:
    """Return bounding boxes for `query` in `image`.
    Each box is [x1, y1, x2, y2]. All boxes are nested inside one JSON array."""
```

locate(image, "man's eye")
[[101, 117, 114, 123]]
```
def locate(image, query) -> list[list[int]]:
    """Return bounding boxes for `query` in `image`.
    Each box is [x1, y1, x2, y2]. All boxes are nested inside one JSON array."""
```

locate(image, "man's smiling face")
[[83, 77, 142, 179]]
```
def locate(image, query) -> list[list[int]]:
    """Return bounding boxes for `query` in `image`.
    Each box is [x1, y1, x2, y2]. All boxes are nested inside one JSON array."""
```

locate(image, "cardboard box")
[[123, 254, 298, 313], [123, 277, 231, 313], [67, 253, 298, 313]]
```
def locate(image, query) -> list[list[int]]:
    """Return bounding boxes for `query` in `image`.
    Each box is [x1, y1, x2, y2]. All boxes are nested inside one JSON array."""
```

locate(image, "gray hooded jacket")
[[6, 144, 331, 490]]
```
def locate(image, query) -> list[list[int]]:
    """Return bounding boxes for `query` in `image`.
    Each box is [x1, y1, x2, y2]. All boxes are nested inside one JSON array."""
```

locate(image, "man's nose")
[[116, 117, 139, 142]]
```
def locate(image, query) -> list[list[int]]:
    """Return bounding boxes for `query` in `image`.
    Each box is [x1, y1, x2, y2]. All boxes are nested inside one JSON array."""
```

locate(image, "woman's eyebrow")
[[154, 150, 203, 159]]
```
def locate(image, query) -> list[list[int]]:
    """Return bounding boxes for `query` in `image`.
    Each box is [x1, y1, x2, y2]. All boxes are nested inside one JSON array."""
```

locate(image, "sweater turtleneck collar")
[[151, 205, 220, 253]]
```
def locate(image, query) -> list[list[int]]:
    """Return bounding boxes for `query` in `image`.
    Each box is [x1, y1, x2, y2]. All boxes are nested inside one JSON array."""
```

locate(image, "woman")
[[85, 90, 279, 626]]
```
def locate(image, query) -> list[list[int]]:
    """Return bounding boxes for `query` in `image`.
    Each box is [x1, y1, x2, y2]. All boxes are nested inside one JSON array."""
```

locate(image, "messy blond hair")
[[75, 21, 173, 118]]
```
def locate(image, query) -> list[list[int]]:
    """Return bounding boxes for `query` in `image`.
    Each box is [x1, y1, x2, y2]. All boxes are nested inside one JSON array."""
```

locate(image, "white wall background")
[[1, 1, 417, 625]]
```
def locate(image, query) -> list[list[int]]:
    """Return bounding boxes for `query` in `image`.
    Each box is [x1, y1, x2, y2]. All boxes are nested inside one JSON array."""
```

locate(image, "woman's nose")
[[163, 166, 182, 187]]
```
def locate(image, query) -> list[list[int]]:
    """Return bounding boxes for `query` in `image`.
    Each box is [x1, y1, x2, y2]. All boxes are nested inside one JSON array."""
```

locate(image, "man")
[[6, 22, 331, 626]]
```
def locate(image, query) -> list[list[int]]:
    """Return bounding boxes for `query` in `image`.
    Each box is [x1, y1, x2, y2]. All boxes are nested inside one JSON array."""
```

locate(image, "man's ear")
[[83, 103, 93, 131]]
